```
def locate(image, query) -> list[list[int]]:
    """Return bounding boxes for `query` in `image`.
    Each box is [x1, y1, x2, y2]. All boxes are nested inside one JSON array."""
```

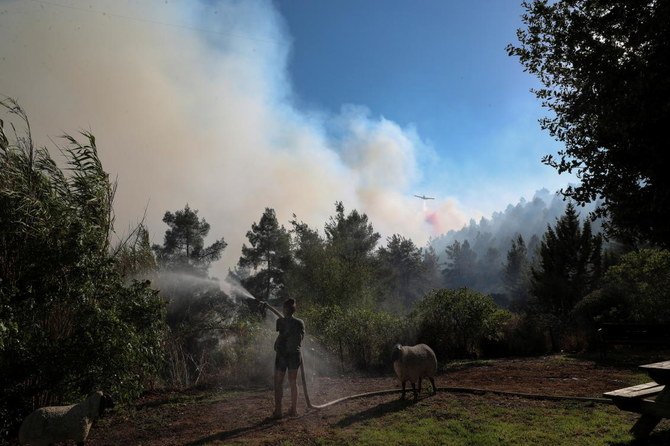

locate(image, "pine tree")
[[238, 208, 292, 303], [503, 235, 531, 304], [152, 205, 227, 275], [442, 240, 478, 289], [530, 203, 603, 318], [377, 234, 426, 311]]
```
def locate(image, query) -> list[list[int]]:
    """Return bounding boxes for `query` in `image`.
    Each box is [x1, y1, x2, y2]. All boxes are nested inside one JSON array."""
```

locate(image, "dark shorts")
[[275, 351, 301, 371]]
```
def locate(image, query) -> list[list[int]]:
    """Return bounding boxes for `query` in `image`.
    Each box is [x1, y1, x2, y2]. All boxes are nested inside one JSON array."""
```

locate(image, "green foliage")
[[412, 288, 512, 359], [442, 240, 478, 289], [0, 99, 166, 440], [503, 235, 531, 305], [530, 203, 603, 319], [575, 248, 670, 324], [151, 205, 234, 388], [325, 201, 381, 262], [377, 234, 438, 312], [238, 207, 292, 303], [287, 203, 381, 310], [305, 305, 404, 371], [508, 0, 670, 247], [323, 202, 381, 309], [284, 216, 328, 308], [114, 224, 157, 278], [152, 205, 227, 275]]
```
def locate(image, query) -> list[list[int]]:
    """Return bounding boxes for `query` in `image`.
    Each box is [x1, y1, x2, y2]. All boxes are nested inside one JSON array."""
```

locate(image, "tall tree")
[[152, 207, 231, 387], [323, 202, 381, 308], [238, 208, 292, 303], [421, 245, 442, 292], [476, 246, 502, 294], [508, 1, 670, 247], [377, 234, 427, 311], [442, 240, 478, 289], [531, 203, 603, 319], [325, 201, 380, 262], [503, 235, 531, 304], [285, 216, 328, 308], [152, 205, 227, 276]]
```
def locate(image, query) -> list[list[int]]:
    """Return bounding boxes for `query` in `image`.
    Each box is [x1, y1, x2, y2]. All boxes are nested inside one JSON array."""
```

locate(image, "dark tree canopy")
[[325, 201, 380, 262], [377, 234, 429, 311], [531, 203, 603, 318], [442, 240, 478, 289], [153, 205, 227, 275], [503, 235, 531, 303], [507, 1, 670, 247], [238, 207, 292, 303]]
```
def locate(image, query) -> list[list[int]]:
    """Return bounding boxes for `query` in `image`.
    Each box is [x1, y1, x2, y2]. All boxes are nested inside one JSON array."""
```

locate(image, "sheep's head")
[[99, 393, 115, 416], [391, 344, 403, 362]]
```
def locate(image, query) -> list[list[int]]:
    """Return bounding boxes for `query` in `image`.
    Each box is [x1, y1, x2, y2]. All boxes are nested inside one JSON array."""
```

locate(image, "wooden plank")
[[640, 361, 670, 385], [604, 382, 665, 400], [641, 360, 670, 369]]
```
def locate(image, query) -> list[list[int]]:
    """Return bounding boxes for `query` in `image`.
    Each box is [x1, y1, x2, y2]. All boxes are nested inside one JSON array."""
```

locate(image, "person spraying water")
[[262, 298, 305, 418]]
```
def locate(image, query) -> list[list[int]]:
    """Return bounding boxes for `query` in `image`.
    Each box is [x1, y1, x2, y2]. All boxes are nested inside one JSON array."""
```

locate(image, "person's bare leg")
[[287, 369, 299, 415], [274, 369, 285, 418]]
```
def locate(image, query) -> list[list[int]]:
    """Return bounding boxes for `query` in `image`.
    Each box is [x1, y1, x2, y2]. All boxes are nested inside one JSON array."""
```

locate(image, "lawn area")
[[87, 355, 670, 446]]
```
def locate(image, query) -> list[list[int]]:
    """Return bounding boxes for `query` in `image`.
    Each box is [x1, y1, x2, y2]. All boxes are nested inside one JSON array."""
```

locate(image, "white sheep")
[[18, 391, 114, 446], [391, 343, 438, 400]]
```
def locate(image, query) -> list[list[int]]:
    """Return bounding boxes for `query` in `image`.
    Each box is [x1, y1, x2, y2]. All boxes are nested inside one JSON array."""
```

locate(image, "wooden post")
[[630, 389, 670, 439]]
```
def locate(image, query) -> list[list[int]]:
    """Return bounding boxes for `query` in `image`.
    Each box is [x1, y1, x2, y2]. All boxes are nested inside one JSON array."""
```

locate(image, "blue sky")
[[0, 0, 571, 274], [275, 0, 566, 207]]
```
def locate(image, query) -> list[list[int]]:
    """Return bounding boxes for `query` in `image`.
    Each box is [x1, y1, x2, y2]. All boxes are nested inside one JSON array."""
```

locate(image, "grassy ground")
[[86, 354, 670, 446], [215, 393, 670, 446]]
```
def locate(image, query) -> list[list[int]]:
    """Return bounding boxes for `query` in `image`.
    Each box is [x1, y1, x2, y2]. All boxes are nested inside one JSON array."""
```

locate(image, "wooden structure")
[[604, 360, 670, 438]]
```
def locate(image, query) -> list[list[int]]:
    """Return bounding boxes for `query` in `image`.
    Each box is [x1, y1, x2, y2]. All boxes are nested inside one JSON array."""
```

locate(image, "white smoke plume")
[[0, 0, 469, 277]]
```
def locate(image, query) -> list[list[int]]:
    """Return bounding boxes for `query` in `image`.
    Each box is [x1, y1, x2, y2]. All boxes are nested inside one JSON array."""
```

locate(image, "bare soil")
[[85, 355, 653, 446]]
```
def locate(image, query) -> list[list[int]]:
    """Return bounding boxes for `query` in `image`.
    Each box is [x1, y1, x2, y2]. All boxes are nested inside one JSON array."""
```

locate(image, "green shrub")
[[411, 288, 512, 359], [574, 248, 670, 324], [305, 305, 405, 371], [0, 100, 166, 441]]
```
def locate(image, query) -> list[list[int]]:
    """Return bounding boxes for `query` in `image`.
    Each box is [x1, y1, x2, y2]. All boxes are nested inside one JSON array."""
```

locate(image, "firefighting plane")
[[414, 194, 435, 200]]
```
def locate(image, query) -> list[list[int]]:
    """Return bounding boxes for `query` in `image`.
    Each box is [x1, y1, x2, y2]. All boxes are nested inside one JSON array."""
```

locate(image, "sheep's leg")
[[429, 377, 436, 394], [401, 380, 406, 399], [418, 377, 423, 395], [411, 382, 418, 400]]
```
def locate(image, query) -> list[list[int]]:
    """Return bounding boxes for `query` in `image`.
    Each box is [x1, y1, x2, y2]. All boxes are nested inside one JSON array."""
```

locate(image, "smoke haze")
[[1, 0, 471, 277]]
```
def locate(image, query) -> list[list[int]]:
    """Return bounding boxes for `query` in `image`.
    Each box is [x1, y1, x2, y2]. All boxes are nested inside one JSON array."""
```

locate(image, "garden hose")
[[300, 383, 613, 410]]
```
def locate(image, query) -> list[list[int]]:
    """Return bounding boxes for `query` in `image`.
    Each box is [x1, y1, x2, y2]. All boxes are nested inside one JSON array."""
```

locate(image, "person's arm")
[[261, 300, 283, 319]]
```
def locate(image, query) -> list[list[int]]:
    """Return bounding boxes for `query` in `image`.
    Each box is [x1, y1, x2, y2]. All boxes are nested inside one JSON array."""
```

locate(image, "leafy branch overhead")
[[507, 0, 670, 247]]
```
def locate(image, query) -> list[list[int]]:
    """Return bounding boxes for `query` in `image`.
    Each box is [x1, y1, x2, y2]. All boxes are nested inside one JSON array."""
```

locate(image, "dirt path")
[[87, 355, 646, 446]]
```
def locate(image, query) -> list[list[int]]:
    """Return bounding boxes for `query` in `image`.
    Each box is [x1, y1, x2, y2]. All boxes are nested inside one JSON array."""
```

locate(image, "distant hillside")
[[428, 188, 601, 297]]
